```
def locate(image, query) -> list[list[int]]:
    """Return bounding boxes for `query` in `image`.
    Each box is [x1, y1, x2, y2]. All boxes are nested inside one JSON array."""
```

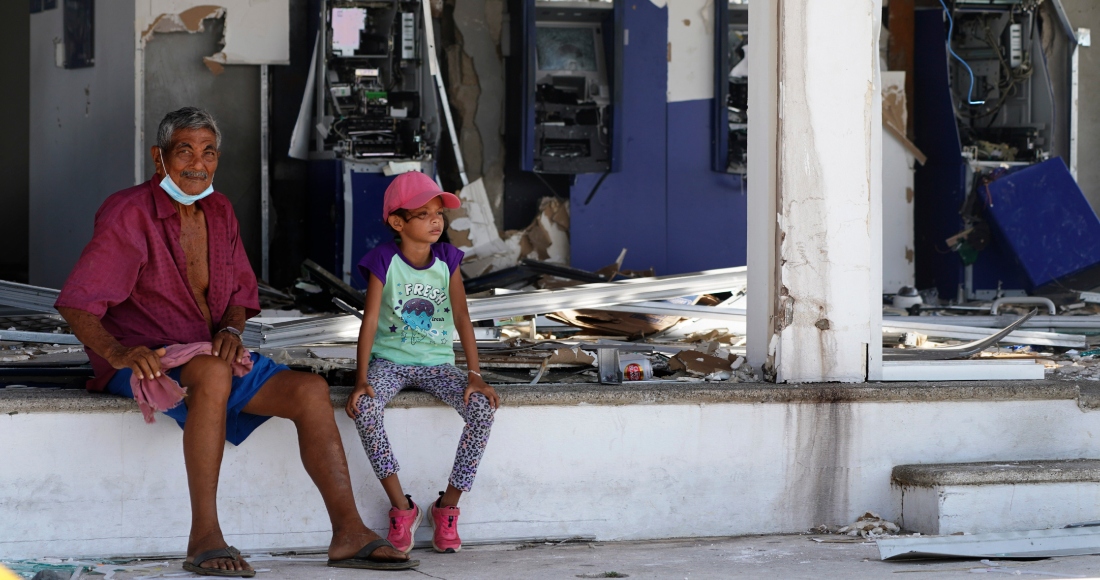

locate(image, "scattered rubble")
[[811, 512, 902, 539]]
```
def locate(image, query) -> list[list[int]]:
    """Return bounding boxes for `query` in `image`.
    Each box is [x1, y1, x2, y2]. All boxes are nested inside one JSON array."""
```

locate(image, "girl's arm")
[[346, 273, 386, 418], [449, 269, 500, 409]]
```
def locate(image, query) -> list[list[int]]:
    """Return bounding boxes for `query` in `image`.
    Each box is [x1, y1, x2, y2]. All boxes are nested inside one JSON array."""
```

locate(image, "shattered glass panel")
[[536, 27, 598, 72]]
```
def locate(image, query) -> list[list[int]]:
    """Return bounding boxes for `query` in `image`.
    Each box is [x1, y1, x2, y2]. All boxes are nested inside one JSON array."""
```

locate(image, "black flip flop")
[[182, 546, 257, 577], [327, 538, 421, 571]]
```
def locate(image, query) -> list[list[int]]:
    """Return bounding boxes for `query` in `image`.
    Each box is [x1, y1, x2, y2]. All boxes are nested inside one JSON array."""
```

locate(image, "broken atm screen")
[[536, 27, 598, 72], [331, 8, 367, 56]]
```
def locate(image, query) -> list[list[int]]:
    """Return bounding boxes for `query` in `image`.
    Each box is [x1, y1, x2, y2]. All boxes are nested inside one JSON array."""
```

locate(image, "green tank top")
[[357, 241, 464, 366]]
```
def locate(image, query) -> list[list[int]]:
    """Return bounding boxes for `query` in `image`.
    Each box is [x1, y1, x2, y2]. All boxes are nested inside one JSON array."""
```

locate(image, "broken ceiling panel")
[[137, 0, 290, 65]]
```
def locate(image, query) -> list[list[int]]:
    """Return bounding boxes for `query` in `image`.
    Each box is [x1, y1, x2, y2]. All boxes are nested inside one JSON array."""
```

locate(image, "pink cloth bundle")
[[130, 342, 253, 423]]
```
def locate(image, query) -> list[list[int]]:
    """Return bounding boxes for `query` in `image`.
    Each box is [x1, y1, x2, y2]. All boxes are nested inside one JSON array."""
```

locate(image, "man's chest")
[[177, 212, 210, 290]]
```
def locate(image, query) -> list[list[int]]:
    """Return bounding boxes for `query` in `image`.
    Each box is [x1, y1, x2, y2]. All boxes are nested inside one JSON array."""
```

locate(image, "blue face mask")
[[157, 152, 214, 205]]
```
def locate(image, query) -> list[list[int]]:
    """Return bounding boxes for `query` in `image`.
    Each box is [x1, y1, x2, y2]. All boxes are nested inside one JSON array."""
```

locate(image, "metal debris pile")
[[0, 255, 754, 387], [880, 287, 1100, 375], [13, 259, 1100, 386]]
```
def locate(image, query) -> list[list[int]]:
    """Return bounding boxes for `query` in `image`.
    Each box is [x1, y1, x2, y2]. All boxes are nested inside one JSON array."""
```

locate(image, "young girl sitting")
[[345, 171, 500, 555]]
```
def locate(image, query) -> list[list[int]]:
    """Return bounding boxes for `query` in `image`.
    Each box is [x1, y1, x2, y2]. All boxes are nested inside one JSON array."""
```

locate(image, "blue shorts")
[[105, 352, 290, 446]]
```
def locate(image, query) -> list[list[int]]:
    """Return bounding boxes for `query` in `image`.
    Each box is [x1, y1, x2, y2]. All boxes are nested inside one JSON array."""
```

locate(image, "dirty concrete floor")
[[25, 534, 1100, 579]]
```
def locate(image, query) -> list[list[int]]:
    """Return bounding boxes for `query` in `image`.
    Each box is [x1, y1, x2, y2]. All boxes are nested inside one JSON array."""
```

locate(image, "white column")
[[750, 0, 882, 383], [746, 0, 778, 372]]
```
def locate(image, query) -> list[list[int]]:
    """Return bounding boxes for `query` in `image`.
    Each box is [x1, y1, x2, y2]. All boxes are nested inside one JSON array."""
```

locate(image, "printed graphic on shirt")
[[390, 281, 452, 346], [358, 241, 462, 367]]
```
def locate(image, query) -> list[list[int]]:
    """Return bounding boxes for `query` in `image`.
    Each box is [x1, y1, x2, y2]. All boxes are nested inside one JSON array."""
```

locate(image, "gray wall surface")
[[142, 19, 262, 274], [29, 1, 135, 288], [0, 2, 30, 282], [1062, 1, 1100, 212]]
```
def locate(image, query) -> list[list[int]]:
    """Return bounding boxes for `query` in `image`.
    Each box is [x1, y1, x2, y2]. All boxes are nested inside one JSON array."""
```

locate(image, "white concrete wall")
[[1062, 1, 1100, 211], [29, 1, 137, 288], [4, 398, 1100, 558], [746, 0, 777, 371], [882, 72, 916, 294], [896, 483, 1100, 535], [882, 132, 916, 293], [773, 0, 881, 382], [666, 0, 714, 103]]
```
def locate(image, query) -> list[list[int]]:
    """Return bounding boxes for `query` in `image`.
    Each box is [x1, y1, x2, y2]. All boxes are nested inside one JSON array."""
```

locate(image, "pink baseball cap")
[[382, 171, 460, 220]]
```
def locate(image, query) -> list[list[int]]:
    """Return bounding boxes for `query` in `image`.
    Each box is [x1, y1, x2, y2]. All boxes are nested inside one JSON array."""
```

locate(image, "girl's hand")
[[464, 373, 500, 409], [345, 380, 376, 419]]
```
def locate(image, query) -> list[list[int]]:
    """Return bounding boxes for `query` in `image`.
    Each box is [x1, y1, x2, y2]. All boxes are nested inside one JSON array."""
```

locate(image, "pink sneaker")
[[387, 495, 423, 554], [429, 494, 462, 553]]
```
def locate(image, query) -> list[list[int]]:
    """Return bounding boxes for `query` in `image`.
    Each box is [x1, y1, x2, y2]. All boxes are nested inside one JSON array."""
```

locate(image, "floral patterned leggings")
[[354, 358, 495, 492]]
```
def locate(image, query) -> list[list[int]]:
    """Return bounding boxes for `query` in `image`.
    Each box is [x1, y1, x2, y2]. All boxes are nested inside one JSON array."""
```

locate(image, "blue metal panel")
[[984, 158, 1100, 290], [914, 9, 965, 297], [346, 170, 397, 289], [518, 0, 537, 171], [712, 0, 729, 173], [913, 161, 966, 296], [913, 12, 963, 167], [307, 159, 343, 276], [569, 0, 668, 273], [609, 3, 624, 173], [666, 99, 746, 273]]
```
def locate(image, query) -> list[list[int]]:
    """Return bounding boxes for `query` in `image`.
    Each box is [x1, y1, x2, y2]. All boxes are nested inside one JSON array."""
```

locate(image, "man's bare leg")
[[179, 355, 253, 573], [242, 370, 407, 562]]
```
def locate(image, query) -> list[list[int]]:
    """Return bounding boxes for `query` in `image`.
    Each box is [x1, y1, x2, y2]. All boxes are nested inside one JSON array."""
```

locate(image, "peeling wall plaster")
[[773, 0, 880, 383], [448, 0, 507, 225], [136, 0, 289, 65], [141, 4, 223, 38], [140, 5, 228, 73]]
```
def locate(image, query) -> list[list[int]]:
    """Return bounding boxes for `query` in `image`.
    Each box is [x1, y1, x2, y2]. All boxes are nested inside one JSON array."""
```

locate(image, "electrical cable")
[[969, 16, 1032, 125], [938, 0, 986, 106]]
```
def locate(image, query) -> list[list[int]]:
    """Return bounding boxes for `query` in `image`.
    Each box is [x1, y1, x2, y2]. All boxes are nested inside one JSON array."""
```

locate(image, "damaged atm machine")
[[516, 0, 617, 175], [296, 0, 441, 288], [913, 0, 1100, 303]]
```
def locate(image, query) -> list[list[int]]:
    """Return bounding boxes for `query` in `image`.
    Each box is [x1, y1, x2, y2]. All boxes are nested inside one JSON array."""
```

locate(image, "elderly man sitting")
[[56, 107, 413, 576]]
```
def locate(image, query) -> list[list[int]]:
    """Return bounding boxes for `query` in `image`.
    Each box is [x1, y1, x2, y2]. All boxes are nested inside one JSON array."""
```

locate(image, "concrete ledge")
[[7, 386, 1100, 558], [1076, 383, 1100, 410], [893, 459, 1100, 487], [0, 379, 1082, 415]]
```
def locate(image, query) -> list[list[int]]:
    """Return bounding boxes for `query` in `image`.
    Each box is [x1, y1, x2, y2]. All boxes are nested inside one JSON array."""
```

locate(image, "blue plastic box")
[[984, 157, 1100, 291]]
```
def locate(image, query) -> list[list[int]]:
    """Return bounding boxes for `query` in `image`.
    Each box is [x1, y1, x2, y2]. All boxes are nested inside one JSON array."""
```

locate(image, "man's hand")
[[212, 329, 246, 364], [464, 373, 500, 409], [345, 380, 376, 419], [107, 345, 167, 380]]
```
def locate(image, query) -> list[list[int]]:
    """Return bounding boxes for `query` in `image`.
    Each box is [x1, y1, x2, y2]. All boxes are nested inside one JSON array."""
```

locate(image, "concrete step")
[[892, 459, 1100, 535]]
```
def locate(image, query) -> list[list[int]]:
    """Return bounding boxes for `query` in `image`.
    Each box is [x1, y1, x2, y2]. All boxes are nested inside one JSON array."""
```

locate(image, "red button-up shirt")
[[55, 178, 260, 392]]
